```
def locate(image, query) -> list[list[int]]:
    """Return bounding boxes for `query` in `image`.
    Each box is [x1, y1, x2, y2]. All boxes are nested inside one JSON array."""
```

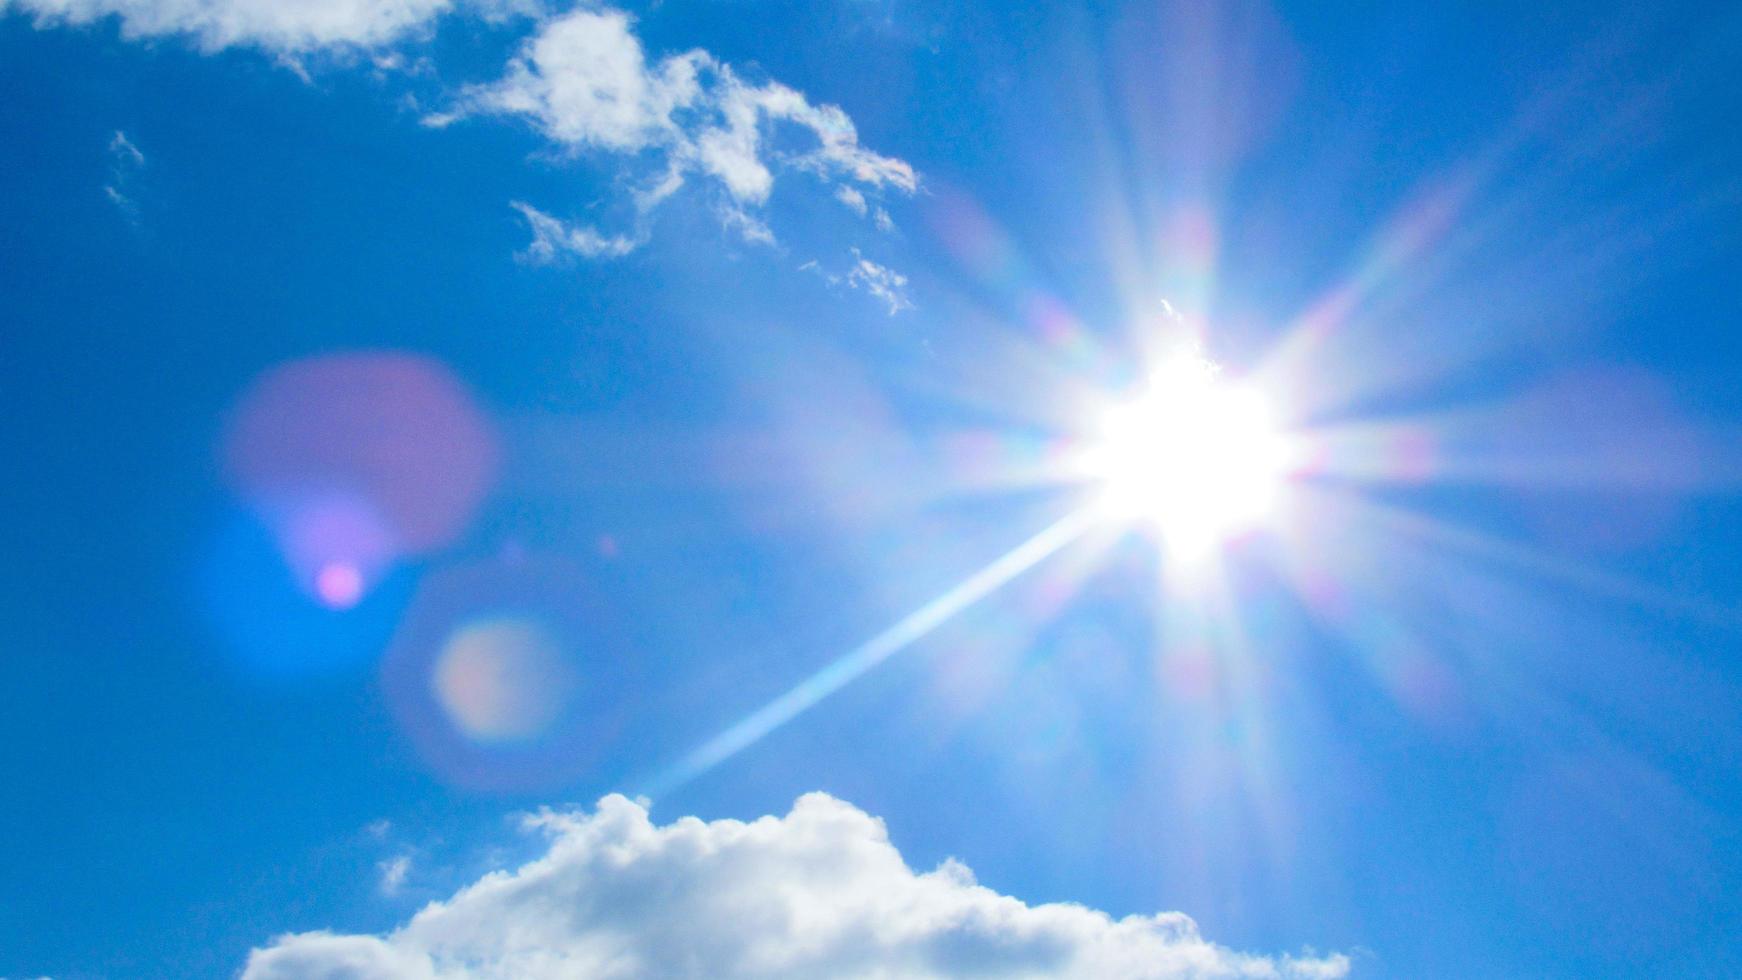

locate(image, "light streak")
[[644, 508, 1096, 797]]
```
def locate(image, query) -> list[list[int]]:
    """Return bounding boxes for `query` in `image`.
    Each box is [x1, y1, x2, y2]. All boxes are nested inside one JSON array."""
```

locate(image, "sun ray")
[[1342, 488, 1742, 633], [643, 508, 1099, 798]]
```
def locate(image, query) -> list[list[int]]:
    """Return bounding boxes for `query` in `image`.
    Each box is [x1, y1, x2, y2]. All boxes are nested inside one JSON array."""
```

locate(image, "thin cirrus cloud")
[[104, 129, 145, 218], [243, 793, 1351, 980], [431, 6, 917, 260]]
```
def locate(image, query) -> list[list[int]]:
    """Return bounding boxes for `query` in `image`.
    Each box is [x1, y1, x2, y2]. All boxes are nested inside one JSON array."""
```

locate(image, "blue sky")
[[3, 1, 1742, 977]]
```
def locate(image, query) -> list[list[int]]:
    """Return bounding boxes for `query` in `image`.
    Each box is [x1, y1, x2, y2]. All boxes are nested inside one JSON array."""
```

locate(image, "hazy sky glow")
[[4, 1, 1742, 978]]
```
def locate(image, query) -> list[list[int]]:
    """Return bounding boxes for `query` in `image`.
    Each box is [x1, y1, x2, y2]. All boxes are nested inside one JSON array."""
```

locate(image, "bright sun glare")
[[1088, 353, 1294, 557]]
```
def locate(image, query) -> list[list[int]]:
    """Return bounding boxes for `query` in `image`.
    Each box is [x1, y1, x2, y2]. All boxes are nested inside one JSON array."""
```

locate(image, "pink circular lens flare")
[[314, 561, 365, 609], [224, 353, 498, 555]]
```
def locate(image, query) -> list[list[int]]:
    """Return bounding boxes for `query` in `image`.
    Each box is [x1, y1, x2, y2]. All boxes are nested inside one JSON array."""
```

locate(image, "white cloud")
[[802, 248, 915, 313], [1, 0, 454, 51], [104, 128, 145, 218], [442, 7, 914, 249], [109, 129, 144, 166], [836, 184, 868, 215], [512, 201, 641, 261], [14, 1, 908, 263], [243, 793, 1349, 980], [846, 247, 912, 314], [716, 202, 777, 248], [378, 854, 414, 896], [452, 9, 703, 152], [103, 183, 135, 212]]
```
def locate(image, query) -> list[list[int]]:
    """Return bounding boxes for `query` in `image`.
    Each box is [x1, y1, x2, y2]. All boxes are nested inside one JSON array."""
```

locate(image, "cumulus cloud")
[[438, 7, 915, 250], [244, 793, 1349, 980], [0, 0, 455, 51]]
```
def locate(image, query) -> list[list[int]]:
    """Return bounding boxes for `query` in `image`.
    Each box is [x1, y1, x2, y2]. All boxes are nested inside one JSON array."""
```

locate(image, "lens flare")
[[275, 492, 397, 609], [314, 561, 365, 609], [195, 508, 414, 678], [380, 555, 636, 792], [219, 352, 499, 611], [1085, 353, 1295, 556], [432, 616, 578, 744]]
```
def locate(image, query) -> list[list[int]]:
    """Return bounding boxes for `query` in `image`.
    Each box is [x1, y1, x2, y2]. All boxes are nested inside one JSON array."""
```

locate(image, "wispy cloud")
[[2, 0, 455, 51], [511, 201, 641, 261], [244, 793, 1348, 980], [836, 184, 868, 215], [376, 854, 413, 896], [803, 248, 914, 314], [15, 3, 912, 267], [846, 248, 913, 314], [104, 129, 145, 220], [434, 7, 915, 252], [108, 129, 143, 166]]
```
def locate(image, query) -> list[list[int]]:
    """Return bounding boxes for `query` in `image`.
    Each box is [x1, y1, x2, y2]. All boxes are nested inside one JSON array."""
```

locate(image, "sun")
[[1085, 353, 1295, 557]]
